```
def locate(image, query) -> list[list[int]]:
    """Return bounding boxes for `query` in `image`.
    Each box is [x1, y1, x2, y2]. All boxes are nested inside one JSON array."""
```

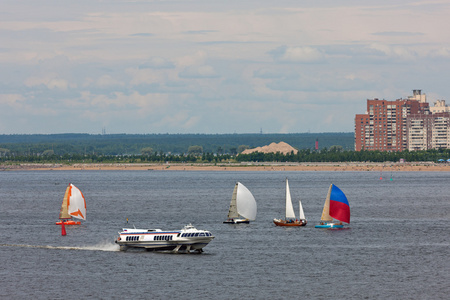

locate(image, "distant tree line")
[[2, 133, 450, 164], [0, 132, 354, 156], [2, 148, 450, 164], [235, 148, 450, 163]]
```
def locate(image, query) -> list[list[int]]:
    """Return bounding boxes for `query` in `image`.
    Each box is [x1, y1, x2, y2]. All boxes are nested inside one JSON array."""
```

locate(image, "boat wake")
[[0, 242, 120, 252]]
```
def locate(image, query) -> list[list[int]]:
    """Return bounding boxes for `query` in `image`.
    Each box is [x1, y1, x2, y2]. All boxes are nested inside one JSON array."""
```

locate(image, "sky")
[[2, 0, 450, 135]]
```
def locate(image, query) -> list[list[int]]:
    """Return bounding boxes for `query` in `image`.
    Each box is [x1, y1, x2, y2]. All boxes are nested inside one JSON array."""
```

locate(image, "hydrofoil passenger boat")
[[115, 224, 214, 253]]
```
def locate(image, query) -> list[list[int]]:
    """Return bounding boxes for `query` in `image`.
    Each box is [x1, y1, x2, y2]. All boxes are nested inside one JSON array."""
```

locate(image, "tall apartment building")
[[407, 112, 450, 150], [355, 90, 430, 151]]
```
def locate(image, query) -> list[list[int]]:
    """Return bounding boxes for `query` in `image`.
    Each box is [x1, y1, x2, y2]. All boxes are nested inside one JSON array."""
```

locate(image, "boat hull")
[[55, 220, 81, 225], [116, 224, 214, 253], [116, 238, 213, 252], [315, 222, 343, 228], [223, 218, 250, 224], [273, 219, 307, 226]]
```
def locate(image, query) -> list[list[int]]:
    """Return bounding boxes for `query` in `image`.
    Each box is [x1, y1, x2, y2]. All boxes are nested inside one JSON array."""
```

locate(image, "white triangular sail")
[[320, 184, 333, 222], [299, 200, 306, 220], [226, 183, 239, 219], [285, 179, 296, 219], [66, 184, 86, 220], [235, 182, 257, 220]]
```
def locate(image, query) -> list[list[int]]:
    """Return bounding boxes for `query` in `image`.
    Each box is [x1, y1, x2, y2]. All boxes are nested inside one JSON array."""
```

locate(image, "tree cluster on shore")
[[2, 133, 450, 164], [0, 132, 354, 155], [2, 148, 450, 164]]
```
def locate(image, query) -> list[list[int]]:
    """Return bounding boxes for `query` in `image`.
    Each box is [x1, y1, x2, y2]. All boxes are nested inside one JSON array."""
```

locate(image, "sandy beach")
[[2, 162, 450, 172]]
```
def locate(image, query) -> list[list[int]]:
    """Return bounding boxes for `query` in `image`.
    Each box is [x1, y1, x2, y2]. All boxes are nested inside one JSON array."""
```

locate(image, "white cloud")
[[368, 43, 417, 60], [47, 78, 69, 90], [139, 57, 175, 69], [96, 75, 124, 88], [429, 47, 450, 58], [25, 75, 70, 90], [126, 68, 164, 86], [159, 111, 202, 131], [0, 94, 24, 107], [179, 65, 220, 78], [270, 46, 325, 63]]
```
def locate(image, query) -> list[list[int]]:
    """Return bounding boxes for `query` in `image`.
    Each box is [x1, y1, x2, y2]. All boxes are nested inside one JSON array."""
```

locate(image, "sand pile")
[[241, 142, 298, 155]]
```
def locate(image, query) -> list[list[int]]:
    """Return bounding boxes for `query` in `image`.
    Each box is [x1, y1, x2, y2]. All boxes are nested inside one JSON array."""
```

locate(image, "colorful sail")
[[329, 184, 350, 223], [59, 184, 86, 220]]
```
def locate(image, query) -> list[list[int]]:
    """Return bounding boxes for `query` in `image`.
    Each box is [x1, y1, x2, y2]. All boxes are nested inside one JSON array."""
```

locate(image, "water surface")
[[0, 170, 449, 299]]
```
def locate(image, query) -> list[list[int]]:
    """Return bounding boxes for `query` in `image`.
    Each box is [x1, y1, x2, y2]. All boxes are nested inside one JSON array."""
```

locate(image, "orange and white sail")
[[59, 184, 86, 220]]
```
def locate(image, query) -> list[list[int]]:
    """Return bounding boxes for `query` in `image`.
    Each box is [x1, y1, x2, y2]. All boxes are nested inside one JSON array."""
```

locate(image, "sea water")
[[0, 170, 449, 299]]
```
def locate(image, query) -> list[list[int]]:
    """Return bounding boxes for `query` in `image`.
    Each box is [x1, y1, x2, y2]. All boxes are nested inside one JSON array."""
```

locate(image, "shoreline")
[[2, 162, 450, 172]]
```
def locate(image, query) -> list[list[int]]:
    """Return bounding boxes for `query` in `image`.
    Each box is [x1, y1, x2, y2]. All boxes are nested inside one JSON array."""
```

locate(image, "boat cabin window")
[[154, 235, 173, 240], [181, 232, 211, 237]]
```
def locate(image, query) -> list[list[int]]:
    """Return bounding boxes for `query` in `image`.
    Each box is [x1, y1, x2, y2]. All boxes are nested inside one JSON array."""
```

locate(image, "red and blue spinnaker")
[[329, 184, 350, 223]]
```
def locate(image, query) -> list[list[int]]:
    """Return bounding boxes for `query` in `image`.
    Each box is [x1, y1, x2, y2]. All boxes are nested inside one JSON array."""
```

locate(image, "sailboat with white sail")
[[273, 178, 307, 226], [315, 184, 350, 228], [224, 182, 257, 224], [55, 183, 86, 225]]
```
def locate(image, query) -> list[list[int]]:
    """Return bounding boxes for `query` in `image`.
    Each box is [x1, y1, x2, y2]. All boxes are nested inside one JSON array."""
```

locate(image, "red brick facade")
[[355, 98, 429, 151]]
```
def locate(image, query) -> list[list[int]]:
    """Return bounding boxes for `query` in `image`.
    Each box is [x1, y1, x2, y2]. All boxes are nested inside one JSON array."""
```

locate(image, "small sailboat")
[[224, 182, 257, 224], [315, 184, 350, 228], [273, 178, 307, 226], [55, 183, 86, 225]]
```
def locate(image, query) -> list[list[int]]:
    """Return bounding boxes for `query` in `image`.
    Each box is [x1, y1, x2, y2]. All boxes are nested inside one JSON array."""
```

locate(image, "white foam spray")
[[0, 242, 120, 252]]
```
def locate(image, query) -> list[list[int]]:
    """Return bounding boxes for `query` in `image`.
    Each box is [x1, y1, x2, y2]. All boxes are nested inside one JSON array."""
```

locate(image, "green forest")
[[1, 133, 450, 163], [0, 132, 353, 156]]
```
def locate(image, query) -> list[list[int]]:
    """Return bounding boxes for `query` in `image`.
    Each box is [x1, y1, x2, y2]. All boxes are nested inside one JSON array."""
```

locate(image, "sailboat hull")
[[223, 219, 250, 224], [315, 222, 343, 228], [55, 220, 81, 225], [273, 219, 307, 227]]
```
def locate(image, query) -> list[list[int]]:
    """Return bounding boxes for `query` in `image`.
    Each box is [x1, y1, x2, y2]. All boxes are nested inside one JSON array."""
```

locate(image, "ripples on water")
[[0, 170, 449, 299]]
